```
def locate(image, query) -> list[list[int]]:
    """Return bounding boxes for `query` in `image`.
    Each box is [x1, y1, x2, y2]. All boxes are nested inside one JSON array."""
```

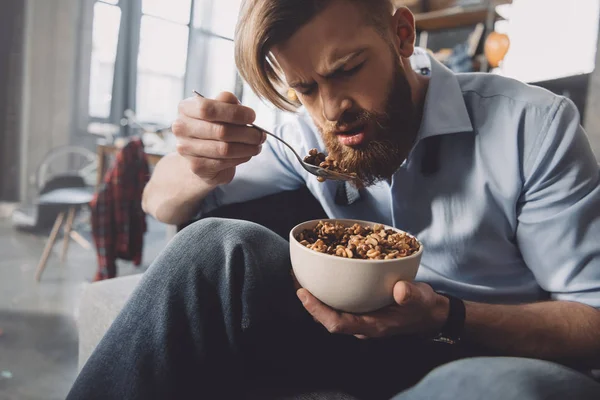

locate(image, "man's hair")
[[234, 0, 395, 112]]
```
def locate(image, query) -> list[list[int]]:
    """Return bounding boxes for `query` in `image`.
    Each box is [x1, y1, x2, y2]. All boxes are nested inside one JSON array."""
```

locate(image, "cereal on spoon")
[[303, 148, 357, 182]]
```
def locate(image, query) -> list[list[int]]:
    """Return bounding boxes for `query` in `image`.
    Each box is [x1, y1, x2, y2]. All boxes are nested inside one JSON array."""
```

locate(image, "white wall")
[[19, 0, 81, 201]]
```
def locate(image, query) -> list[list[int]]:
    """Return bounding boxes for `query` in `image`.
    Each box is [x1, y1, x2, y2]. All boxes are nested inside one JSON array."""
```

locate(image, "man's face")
[[273, 1, 419, 186]]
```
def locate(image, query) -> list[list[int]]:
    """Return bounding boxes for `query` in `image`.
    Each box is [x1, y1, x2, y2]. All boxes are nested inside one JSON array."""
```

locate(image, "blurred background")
[[0, 0, 598, 399]]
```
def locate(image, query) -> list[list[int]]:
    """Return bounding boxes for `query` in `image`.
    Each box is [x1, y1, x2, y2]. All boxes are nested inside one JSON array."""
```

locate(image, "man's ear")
[[390, 6, 416, 58]]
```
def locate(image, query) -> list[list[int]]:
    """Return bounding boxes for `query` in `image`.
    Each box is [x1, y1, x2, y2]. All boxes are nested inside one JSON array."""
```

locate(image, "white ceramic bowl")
[[289, 219, 423, 314]]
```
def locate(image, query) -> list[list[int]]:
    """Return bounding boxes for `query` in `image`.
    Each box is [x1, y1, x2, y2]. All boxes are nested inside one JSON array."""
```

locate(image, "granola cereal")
[[295, 221, 420, 260], [303, 148, 357, 182]]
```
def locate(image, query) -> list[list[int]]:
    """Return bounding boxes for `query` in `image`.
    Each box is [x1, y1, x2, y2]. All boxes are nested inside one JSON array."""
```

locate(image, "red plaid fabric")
[[91, 138, 150, 281]]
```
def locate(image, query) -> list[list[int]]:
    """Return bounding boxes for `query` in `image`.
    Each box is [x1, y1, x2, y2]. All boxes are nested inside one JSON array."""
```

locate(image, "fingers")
[[179, 92, 256, 125], [393, 281, 432, 306], [177, 136, 262, 159], [297, 289, 363, 335], [183, 154, 251, 177], [174, 116, 266, 145], [215, 91, 241, 105], [171, 92, 264, 186]]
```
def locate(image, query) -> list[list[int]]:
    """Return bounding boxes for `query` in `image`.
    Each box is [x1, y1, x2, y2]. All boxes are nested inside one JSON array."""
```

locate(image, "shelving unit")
[[414, 4, 504, 31], [409, 0, 513, 72]]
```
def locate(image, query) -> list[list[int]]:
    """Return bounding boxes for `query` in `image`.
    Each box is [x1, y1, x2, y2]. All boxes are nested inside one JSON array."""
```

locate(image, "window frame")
[[75, 0, 285, 137], [76, 0, 194, 136]]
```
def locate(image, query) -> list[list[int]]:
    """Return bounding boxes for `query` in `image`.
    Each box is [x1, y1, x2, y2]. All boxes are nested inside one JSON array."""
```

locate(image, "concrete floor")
[[0, 213, 168, 400]]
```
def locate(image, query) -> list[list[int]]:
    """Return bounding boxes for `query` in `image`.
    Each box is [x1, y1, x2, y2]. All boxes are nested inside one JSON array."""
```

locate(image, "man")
[[68, 1, 600, 399]]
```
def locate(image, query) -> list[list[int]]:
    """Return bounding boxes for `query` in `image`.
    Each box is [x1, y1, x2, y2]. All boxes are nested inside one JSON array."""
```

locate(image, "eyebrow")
[[288, 48, 367, 90]]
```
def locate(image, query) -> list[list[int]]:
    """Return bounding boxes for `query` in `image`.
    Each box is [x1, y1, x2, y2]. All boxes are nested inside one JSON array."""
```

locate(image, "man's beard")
[[317, 65, 418, 188]]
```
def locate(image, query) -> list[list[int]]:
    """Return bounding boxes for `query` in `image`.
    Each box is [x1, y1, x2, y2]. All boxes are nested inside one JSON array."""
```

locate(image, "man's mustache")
[[321, 109, 391, 136]]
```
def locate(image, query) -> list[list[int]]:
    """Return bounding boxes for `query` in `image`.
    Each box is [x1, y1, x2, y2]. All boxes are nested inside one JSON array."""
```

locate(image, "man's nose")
[[321, 89, 352, 123]]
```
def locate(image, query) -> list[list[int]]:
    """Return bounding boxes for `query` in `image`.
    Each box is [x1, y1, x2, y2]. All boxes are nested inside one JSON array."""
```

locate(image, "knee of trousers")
[[419, 357, 599, 396], [176, 217, 281, 251], [150, 217, 288, 279]]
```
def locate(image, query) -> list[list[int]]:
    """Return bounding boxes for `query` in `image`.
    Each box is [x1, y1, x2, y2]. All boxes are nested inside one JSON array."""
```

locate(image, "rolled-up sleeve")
[[199, 118, 308, 215], [517, 97, 600, 308]]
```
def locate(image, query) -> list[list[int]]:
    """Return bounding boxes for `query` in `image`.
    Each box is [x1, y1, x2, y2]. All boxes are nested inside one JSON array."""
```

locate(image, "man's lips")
[[336, 125, 367, 146]]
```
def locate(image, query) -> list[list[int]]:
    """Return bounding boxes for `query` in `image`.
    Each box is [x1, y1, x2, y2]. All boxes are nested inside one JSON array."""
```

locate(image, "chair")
[[9, 146, 97, 281], [33, 176, 95, 281]]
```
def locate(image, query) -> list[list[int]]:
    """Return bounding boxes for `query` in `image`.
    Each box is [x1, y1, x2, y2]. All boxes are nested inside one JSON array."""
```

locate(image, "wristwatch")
[[432, 293, 466, 345]]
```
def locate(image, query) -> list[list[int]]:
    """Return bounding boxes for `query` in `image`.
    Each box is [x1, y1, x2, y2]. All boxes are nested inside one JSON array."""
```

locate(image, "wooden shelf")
[[415, 4, 504, 31]]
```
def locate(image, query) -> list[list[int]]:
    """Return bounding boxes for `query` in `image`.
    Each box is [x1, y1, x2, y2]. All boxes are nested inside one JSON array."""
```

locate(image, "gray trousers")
[[68, 218, 600, 400]]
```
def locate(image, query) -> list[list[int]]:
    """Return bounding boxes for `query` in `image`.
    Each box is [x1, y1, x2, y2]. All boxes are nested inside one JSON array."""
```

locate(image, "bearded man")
[[68, 1, 600, 399]]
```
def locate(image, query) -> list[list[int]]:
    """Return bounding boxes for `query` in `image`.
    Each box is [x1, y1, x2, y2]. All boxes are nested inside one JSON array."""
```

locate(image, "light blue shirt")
[[202, 52, 600, 308]]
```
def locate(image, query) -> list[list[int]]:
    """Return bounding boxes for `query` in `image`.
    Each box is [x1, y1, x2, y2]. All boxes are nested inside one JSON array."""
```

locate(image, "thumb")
[[393, 281, 422, 306], [215, 91, 241, 105]]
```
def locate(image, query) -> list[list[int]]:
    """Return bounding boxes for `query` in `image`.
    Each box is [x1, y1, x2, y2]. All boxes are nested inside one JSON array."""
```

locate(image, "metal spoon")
[[193, 90, 357, 182]]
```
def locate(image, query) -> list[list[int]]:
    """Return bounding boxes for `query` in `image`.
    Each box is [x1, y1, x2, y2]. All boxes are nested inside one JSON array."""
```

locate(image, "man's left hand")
[[297, 281, 450, 339]]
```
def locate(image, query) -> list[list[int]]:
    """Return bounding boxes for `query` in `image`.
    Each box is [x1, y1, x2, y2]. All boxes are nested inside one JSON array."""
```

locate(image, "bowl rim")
[[290, 218, 424, 264]]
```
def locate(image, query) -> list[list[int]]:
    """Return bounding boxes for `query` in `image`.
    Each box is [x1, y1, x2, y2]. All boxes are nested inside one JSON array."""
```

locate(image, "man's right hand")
[[172, 91, 265, 187]]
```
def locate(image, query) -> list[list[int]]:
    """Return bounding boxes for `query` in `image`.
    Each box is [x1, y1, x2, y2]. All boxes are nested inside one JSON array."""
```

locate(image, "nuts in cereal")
[[295, 221, 420, 260], [303, 148, 357, 183]]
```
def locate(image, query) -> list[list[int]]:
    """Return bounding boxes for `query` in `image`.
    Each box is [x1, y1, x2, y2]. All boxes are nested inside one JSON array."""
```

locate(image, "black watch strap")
[[432, 293, 466, 345]]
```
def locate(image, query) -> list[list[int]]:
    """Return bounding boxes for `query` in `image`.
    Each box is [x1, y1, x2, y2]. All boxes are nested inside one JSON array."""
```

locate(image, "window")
[[188, 0, 241, 99], [188, 0, 282, 132], [89, 1, 121, 119], [82, 0, 289, 135], [136, 0, 192, 125], [496, 0, 600, 82], [84, 0, 193, 132]]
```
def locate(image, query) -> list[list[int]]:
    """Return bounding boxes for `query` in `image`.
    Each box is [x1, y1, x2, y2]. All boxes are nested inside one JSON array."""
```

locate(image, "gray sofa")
[[77, 274, 143, 370]]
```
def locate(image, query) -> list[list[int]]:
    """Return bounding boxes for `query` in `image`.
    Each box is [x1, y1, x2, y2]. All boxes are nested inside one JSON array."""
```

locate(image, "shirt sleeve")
[[198, 117, 308, 216], [516, 97, 600, 308]]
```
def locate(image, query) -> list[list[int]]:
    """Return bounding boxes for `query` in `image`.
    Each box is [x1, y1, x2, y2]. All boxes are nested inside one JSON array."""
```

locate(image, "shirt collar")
[[416, 55, 473, 141]]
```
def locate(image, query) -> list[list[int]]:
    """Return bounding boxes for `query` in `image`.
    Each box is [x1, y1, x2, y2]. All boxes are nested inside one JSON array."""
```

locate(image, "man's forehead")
[[273, 29, 378, 85], [281, 47, 367, 87]]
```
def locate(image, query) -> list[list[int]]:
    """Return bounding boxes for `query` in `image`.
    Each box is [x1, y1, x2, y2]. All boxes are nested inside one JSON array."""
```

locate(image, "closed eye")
[[339, 62, 364, 77], [295, 62, 365, 96], [297, 84, 317, 96]]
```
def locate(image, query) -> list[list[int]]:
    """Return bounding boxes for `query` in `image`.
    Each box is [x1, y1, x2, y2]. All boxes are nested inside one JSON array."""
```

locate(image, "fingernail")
[[261, 132, 267, 144], [258, 144, 263, 154], [297, 292, 308, 305]]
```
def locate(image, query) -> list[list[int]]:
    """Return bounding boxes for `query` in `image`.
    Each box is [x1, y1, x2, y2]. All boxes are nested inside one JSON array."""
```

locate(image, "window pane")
[[136, 16, 189, 125], [138, 16, 189, 76], [500, 0, 600, 82], [136, 73, 185, 126], [142, 0, 192, 24], [89, 2, 121, 119], [241, 82, 278, 133], [193, 0, 241, 39], [198, 37, 237, 98]]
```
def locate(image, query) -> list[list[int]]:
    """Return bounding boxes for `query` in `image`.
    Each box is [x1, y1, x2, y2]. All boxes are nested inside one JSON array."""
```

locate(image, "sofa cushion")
[[77, 274, 143, 369]]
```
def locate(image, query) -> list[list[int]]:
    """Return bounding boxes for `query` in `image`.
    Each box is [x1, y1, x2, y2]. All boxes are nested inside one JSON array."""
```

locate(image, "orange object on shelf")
[[484, 31, 510, 68]]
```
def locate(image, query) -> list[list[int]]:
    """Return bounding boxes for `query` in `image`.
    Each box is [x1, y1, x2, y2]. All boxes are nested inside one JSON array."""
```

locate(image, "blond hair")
[[234, 0, 395, 112]]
